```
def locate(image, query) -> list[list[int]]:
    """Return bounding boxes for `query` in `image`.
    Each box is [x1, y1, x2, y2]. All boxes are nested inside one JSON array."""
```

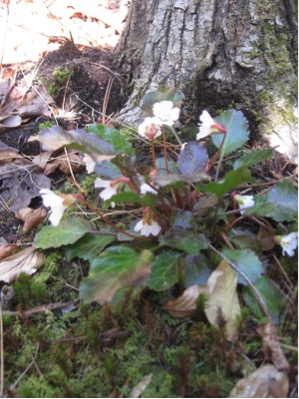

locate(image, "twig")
[[2, 301, 76, 318], [101, 77, 114, 125]]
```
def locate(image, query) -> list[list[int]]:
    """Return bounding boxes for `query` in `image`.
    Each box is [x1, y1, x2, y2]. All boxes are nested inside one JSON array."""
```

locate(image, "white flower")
[[196, 110, 227, 140], [134, 219, 161, 237], [94, 178, 118, 208], [235, 194, 255, 215], [40, 189, 81, 226], [275, 232, 298, 256], [140, 183, 157, 195], [152, 101, 180, 126], [138, 117, 162, 139], [83, 154, 96, 174], [95, 176, 130, 208]]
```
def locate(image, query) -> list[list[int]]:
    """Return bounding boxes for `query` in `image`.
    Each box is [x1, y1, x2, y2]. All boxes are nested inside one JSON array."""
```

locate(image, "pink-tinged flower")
[[40, 189, 84, 226], [95, 176, 130, 208], [138, 117, 162, 140], [134, 207, 161, 237], [275, 232, 298, 256], [196, 110, 227, 140], [235, 194, 255, 215], [152, 101, 180, 126]]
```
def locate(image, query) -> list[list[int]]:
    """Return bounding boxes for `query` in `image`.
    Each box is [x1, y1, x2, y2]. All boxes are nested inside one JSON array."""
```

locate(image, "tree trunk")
[[115, 0, 297, 162]]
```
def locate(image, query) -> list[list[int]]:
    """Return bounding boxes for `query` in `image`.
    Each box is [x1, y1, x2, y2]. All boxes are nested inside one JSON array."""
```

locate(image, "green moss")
[[49, 67, 72, 97]]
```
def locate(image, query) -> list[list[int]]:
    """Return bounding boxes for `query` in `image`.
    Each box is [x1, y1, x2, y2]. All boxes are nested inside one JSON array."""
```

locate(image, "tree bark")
[[115, 0, 297, 162]]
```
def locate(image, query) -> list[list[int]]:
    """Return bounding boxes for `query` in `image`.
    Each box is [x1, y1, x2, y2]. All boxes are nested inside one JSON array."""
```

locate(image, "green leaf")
[[106, 191, 155, 207], [222, 248, 264, 286], [233, 148, 274, 170], [243, 277, 287, 324], [160, 229, 209, 255], [156, 157, 178, 175], [178, 142, 209, 175], [34, 217, 92, 249], [148, 252, 181, 291], [80, 247, 153, 303], [212, 110, 249, 155], [65, 233, 115, 261], [196, 166, 253, 198], [111, 154, 137, 178], [152, 172, 208, 187], [245, 179, 298, 221], [87, 124, 134, 155], [94, 160, 122, 179], [184, 254, 211, 287]]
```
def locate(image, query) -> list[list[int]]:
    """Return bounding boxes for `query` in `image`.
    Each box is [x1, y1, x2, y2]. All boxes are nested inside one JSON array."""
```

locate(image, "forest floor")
[[0, 1, 298, 398]]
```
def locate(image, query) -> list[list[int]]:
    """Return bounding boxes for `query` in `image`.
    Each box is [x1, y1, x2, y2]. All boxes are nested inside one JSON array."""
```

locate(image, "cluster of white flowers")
[[138, 101, 180, 140]]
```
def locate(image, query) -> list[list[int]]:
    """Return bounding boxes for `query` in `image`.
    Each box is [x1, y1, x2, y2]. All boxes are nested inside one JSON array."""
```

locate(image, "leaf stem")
[[83, 199, 151, 241], [206, 132, 226, 177]]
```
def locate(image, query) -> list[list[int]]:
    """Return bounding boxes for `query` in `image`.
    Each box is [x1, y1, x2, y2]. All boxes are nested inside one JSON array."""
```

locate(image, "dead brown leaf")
[[229, 364, 289, 398], [256, 323, 290, 372], [16, 207, 47, 233], [0, 244, 17, 261], [204, 259, 241, 342], [257, 225, 276, 251], [0, 152, 51, 214], [33, 148, 84, 175], [163, 285, 205, 317], [0, 247, 45, 283]]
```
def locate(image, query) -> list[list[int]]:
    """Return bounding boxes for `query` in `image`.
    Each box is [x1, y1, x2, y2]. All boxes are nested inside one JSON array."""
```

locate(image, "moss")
[[49, 67, 73, 98]]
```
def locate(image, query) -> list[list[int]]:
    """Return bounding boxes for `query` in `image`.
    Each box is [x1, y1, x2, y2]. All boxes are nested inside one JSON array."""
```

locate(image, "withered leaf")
[[0, 244, 17, 261], [257, 225, 275, 251], [129, 374, 153, 398], [163, 285, 205, 317], [204, 259, 241, 341], [16, 207, 47, 233], [229, 364, 289, 398], [256, 323, 290, 372], [0, 247, 45, 283]]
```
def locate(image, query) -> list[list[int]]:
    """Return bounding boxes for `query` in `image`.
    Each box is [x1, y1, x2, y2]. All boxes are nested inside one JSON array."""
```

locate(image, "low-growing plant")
[[31, 89, 298, 340]]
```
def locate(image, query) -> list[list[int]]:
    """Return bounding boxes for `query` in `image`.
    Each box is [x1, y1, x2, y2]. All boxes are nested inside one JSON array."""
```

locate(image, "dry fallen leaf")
[[257, 323, 290, 372], [129, 374, 153, 398], [16, 207, 47, 233], [205, 259, 241, 341], [229, 364, 289, 398], [0, 247, 45, 283], [0, 244, 17, 261], [257, 225, 275, 251], [163, 259, 240, 341], [163, 285, 205, 317]]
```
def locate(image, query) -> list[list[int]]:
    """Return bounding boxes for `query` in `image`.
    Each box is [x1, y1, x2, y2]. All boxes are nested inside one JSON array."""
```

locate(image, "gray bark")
[[115, 0, 298, 162]]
